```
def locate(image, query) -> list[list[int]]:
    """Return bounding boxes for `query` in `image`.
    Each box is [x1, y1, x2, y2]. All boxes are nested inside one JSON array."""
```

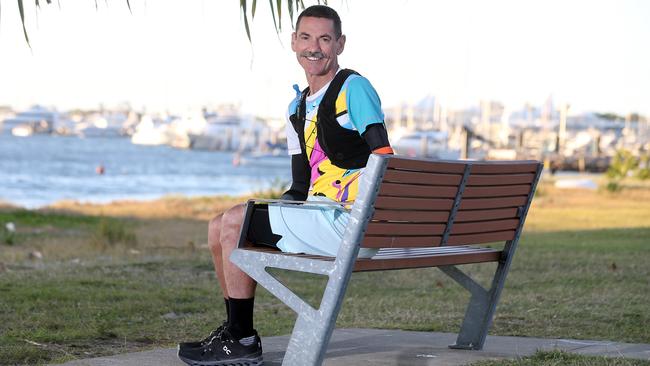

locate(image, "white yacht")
[[2, 106, 58, 136], [131, 115, 171, 145], [392, 130, 461, 159]]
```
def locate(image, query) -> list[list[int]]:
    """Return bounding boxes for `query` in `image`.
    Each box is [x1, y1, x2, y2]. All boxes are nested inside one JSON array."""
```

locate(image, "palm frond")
[[17, 0, 31, 49], [240, 0, 251, 42], [287, 0, 294, 29], [276, 0, 282, 31], [268, 0, 278, 32]]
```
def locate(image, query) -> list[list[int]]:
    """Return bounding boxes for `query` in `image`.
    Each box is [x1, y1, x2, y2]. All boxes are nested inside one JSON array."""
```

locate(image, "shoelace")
[[201, 322, 227, 346], [202, 329, 236, 355]]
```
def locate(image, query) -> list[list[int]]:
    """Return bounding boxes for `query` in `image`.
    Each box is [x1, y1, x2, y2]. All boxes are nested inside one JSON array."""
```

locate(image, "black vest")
[[289, 69, 372, 170]]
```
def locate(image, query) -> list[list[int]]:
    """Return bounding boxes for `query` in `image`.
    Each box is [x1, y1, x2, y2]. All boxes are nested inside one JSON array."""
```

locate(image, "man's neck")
[[305, 67, 339, 95]]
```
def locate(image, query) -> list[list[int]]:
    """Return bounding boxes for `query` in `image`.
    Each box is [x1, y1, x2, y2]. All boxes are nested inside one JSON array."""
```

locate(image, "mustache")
[[300, 51, 325, 59]]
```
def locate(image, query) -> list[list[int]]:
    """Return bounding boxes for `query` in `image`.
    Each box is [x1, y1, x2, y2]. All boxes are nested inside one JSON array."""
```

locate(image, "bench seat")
[[242, 245, 502, 272]]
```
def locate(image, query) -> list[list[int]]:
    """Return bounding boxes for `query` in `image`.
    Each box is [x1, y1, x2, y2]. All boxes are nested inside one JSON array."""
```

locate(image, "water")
[[0, 134, 290, 208]]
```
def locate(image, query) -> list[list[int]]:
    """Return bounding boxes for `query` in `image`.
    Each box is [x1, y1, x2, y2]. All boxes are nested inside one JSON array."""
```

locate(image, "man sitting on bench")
[[177, 5, 393, 366]]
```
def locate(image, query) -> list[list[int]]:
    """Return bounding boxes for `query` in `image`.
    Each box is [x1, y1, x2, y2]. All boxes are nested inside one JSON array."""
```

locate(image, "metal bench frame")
[[231, 154, 542, 366]]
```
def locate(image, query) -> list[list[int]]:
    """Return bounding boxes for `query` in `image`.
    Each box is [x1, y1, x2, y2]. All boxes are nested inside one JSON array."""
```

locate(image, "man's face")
[[291, 16, 346, 78]]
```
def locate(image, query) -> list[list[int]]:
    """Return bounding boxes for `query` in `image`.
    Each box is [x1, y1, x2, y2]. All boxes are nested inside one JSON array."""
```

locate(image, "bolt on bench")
[[231, 154, 543, 366]]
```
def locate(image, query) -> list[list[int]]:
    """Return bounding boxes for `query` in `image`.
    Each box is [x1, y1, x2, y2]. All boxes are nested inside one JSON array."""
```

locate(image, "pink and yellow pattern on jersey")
[[304, 118, 361, 203]]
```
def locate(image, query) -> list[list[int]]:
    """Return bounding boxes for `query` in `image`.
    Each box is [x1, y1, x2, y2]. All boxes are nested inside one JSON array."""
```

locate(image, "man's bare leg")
[[220, 204, 256, 298], [207, 213, 229, 298]]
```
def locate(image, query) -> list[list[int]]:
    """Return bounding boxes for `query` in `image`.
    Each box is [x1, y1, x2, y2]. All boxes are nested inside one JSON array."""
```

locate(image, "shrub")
[[635, 154, 650, 180], [1, 222, 16, 246], [604, 181, 622, 193], [606, 149, 638, 179], [603, 149, 650, 191]]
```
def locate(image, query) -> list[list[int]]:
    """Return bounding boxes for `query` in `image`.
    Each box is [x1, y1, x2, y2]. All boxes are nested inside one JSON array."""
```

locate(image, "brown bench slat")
[[353, 250, 502, 272], [447, 230, 516, 245], [378, 182, 458, 198], [366, 222, 446, 236], [467, 173, 535, 186], [455, 208, 518, 222], [372, 209, 450, 223], [387, 158, 467, 174], [459, 196, 528, 210], [470, 162, 540, 174], [366, 219, 518, 236], [362, 235, 442, 248], [363, 229, 517, 248], [464, 185, 531, 198], [375, 196, 454, 210], [383, 169, 462, 186], [451, 219, 520, 235]]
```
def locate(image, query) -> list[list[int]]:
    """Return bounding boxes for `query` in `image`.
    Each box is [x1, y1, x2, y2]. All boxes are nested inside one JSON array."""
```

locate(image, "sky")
[[0, 0, 649, 118]]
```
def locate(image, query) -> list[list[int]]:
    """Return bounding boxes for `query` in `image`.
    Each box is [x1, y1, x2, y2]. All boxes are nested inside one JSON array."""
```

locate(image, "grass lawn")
[[0, 185, 649, 365], [474, 350, 650, 366]]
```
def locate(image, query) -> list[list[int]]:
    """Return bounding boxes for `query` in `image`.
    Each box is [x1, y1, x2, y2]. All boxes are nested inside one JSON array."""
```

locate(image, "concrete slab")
[[54, 328, 650, 366]]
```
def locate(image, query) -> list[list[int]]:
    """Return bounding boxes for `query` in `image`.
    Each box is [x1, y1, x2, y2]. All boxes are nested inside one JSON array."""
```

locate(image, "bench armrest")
[[246, 198, 352, 208]]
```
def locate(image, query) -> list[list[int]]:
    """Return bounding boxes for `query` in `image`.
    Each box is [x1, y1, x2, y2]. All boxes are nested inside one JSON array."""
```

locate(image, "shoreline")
[[0, 193, 252, 221]]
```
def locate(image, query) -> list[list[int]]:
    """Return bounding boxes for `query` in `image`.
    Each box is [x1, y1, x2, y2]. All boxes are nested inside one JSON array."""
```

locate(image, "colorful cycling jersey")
[[286, 71, 384, 202]]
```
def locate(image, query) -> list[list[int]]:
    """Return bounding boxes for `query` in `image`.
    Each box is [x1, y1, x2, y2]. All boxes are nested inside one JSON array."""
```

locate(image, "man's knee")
[[222, 204, 246, 228], [220, 204, 246, 246], [208, 214, 223, 250]]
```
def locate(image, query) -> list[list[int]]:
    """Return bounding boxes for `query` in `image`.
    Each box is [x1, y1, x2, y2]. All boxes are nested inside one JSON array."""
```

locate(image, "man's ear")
[[336, 34, 346, 55], [291, 32, 297, 52]]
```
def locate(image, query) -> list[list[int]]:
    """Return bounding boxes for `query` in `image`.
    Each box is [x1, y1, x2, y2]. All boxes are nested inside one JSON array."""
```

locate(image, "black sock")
[[224, 298, 230, 326], [228, 297, 255, 339]]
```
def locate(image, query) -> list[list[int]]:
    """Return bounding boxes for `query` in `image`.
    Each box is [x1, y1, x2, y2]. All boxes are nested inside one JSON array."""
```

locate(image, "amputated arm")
[[280, 154, 310, 201], [362, 123, 394, 155]]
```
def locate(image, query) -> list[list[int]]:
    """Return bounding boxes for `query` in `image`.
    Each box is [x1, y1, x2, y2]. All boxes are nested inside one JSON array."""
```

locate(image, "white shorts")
[[268, 196, 377, 258]]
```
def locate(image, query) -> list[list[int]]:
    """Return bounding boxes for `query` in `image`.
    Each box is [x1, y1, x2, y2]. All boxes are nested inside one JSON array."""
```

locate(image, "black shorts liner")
[[245, 204, 281, 249]]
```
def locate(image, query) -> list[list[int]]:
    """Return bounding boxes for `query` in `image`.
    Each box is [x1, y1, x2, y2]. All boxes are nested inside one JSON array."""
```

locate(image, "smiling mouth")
[[301, 51, 325, 61]]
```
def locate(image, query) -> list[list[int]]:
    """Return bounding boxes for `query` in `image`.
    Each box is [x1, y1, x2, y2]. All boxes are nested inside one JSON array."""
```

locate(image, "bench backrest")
[[359, 155, 543, 250]]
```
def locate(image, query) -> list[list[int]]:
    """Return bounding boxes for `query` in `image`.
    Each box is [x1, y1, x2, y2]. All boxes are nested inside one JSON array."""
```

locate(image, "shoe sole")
[[177, 348, 264, 366]]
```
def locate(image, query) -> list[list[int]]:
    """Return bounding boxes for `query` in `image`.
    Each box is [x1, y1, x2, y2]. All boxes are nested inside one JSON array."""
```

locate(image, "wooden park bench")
[[231, 154, 543, 366]]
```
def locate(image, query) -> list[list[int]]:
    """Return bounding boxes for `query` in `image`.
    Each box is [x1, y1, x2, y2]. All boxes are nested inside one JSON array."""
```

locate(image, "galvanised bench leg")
[[440, 265, 489, 350], [282, 313, 331, 366], [231, 250, 354, 365], [443, 249, 515, 350], [281, 271, 353, 366]]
